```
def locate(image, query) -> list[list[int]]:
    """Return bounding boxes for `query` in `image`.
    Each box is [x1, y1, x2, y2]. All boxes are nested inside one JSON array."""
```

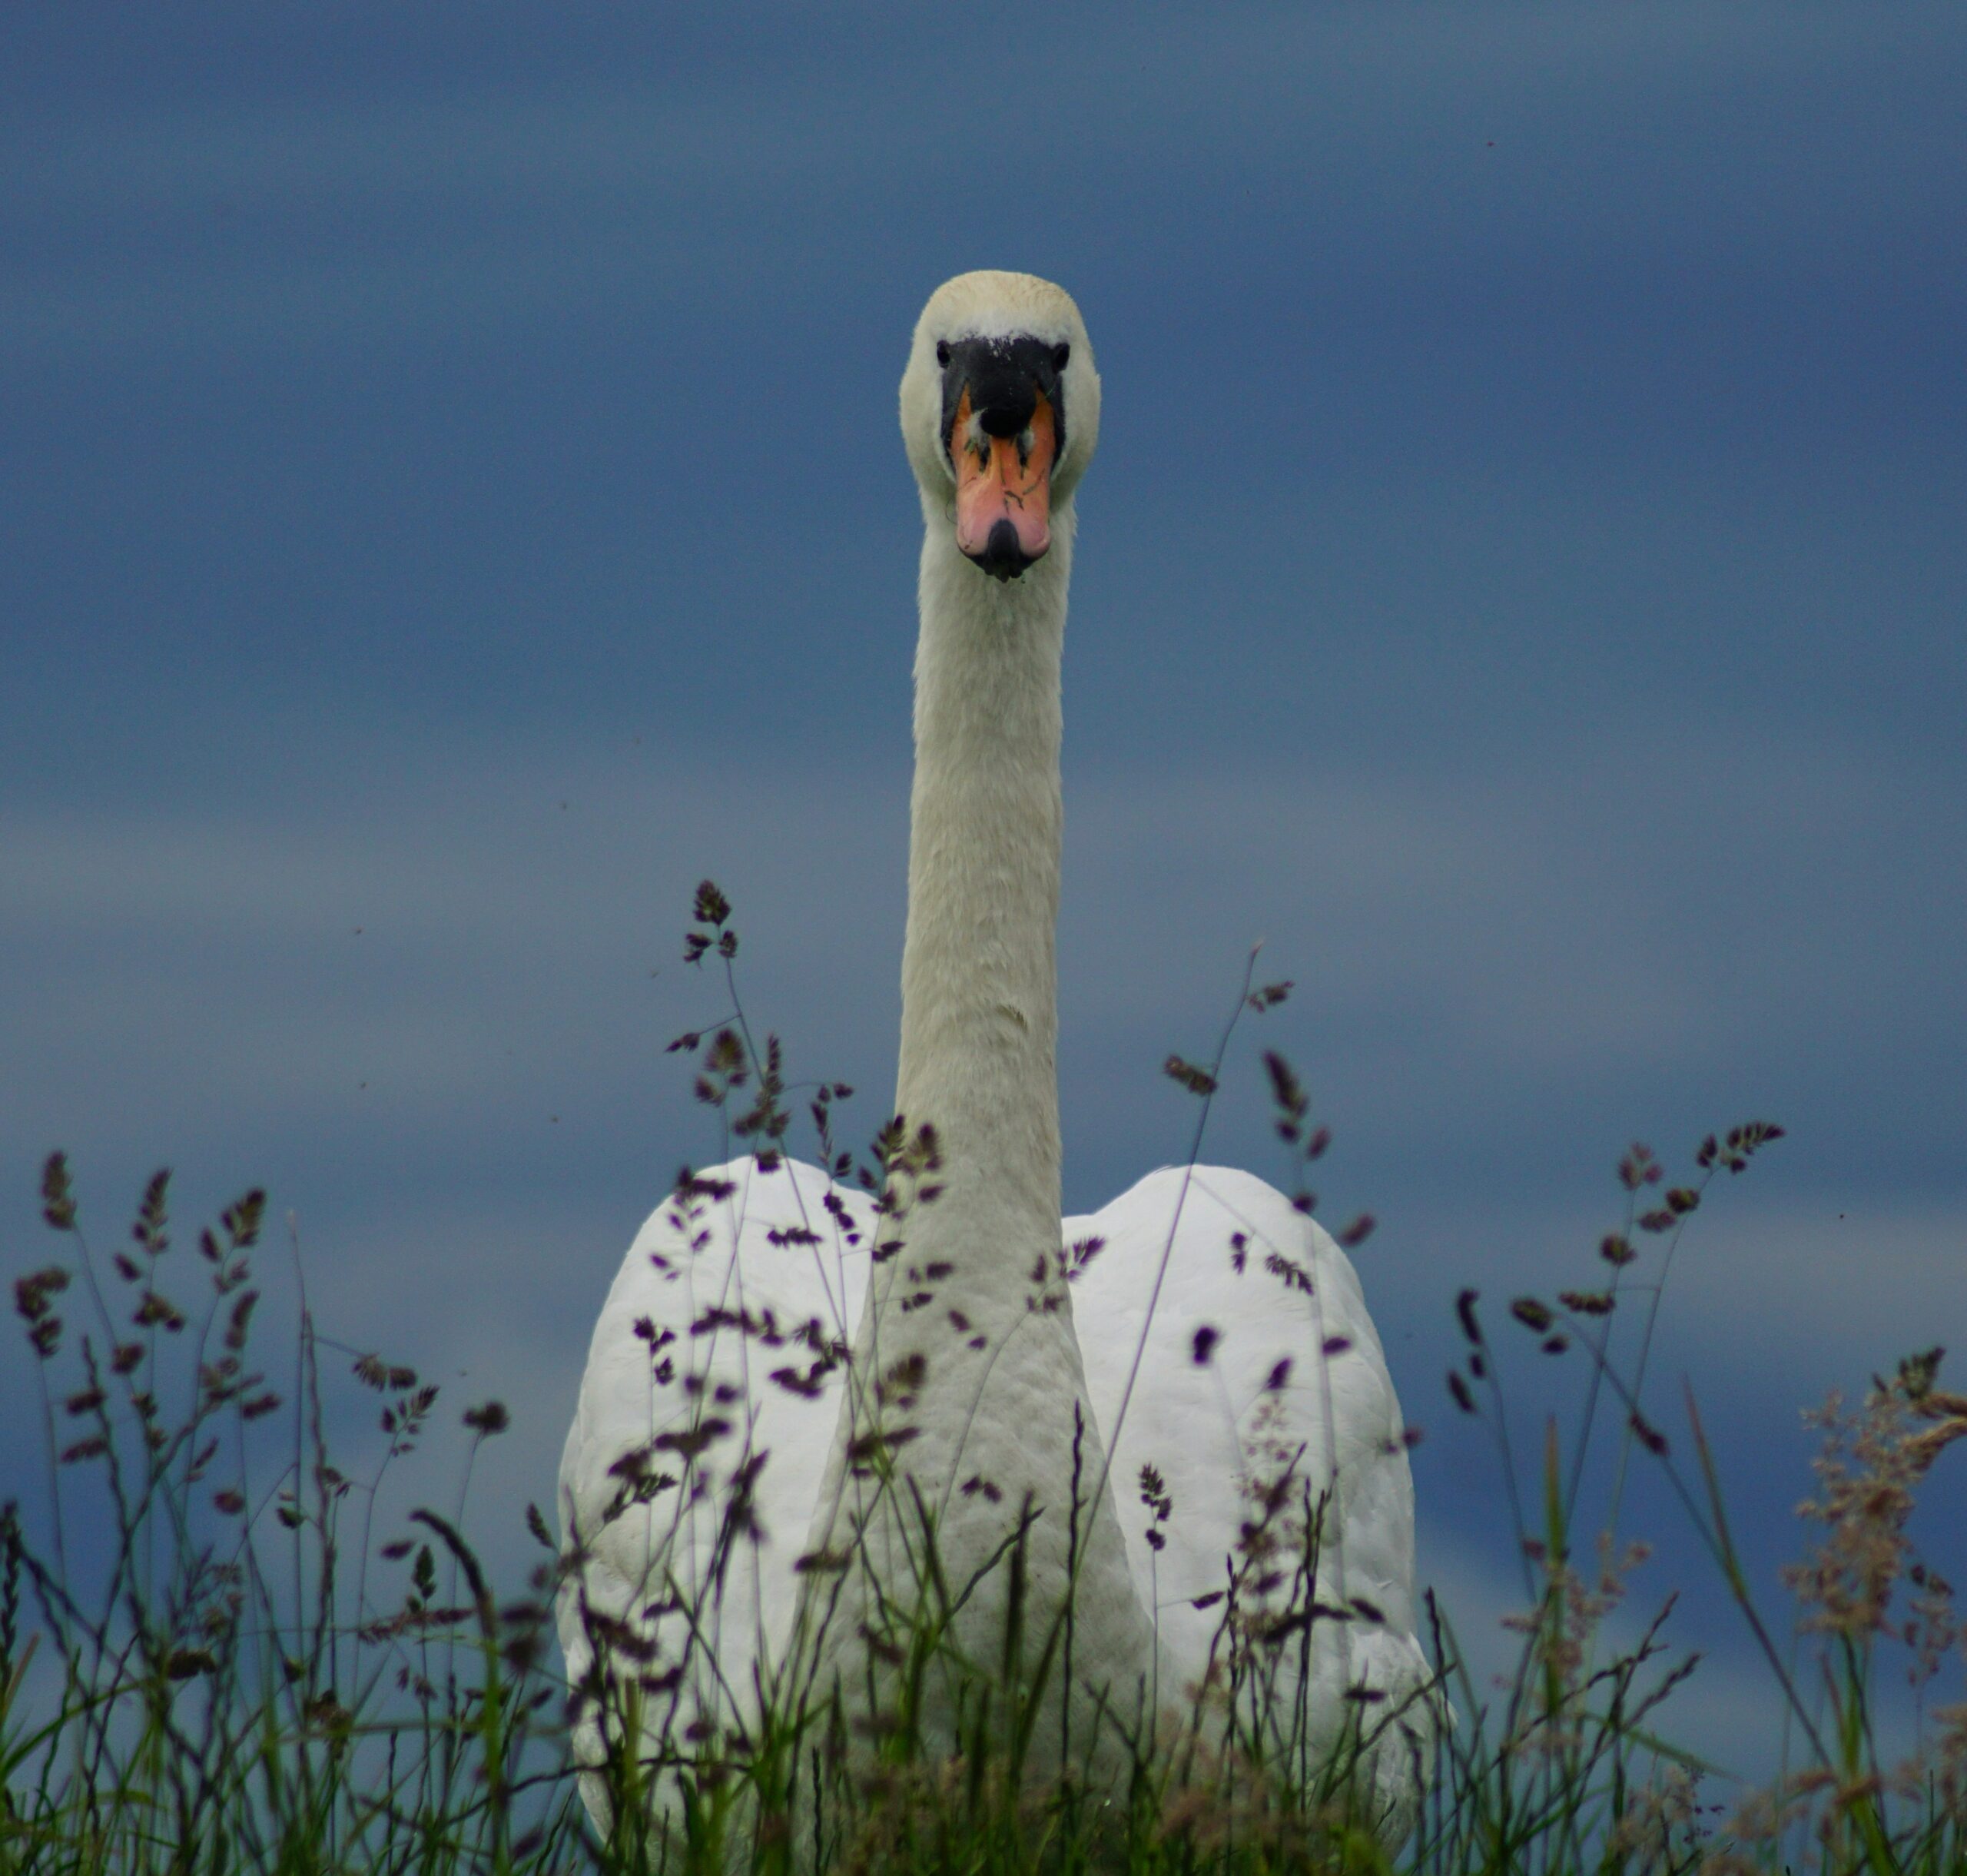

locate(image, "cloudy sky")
[[5, 2, 1963, 1778]]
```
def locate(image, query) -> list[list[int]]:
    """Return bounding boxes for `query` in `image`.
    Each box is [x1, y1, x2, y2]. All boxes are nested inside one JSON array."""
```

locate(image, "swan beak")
[[952, 384, 1055, 580]]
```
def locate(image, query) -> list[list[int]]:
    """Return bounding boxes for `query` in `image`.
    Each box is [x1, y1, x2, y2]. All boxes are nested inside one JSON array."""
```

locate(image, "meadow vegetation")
[[4, 886, 1963, 1873]]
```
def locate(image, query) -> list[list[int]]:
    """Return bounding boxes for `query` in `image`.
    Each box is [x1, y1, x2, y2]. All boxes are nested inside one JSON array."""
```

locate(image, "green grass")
[[5, 890, 1963, 1874]]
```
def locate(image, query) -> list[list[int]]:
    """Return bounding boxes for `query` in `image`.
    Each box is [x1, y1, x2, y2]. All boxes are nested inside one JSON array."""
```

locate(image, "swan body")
[[1069, 1167, 1429, 1827], [558, 271, 1429, 1839], [558, 1156, 877, 1767]]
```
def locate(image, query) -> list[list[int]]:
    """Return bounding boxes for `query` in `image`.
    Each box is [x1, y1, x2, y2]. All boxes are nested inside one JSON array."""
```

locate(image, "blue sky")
[[4, 2, 1964, 1778]]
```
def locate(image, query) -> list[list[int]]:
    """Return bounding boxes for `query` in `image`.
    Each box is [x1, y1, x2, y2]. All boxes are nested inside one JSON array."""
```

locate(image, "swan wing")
[[557, 1155, 874, 1755], [1068, 1164, 1433, 1826]]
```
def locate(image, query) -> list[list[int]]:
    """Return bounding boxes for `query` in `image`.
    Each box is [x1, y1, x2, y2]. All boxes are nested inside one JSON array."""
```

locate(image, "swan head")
[[901, 271, 1100, 582]]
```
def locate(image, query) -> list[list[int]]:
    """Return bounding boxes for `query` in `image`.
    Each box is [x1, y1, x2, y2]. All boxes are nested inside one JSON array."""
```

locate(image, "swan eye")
[[936, 340, 952, 367], [1050, 342, 1070, 372]]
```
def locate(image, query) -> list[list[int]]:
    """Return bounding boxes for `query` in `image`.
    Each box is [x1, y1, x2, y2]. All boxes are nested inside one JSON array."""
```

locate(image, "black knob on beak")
[[937, 334, 1070, 467]]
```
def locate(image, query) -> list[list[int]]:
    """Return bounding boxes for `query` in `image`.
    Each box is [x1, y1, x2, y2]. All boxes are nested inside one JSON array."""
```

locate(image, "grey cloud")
[[6, 2, 1957, 373], [8, 715, 1955, 1204]]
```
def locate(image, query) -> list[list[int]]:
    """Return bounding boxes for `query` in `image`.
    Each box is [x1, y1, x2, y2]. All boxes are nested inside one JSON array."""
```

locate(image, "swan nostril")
[[972, 517, 1033, 582]]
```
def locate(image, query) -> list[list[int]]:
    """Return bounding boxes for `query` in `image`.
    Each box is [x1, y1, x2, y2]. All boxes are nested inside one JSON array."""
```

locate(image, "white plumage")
[[558, 1157, 874, 1763], [1070, 1166, 1430, 1824], [559, 1160, 1429, 1826], [557, 271, 1431, 1841]]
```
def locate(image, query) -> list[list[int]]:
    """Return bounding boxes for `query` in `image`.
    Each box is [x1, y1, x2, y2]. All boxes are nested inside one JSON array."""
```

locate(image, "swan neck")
[[895, 516, 1071, 1245]]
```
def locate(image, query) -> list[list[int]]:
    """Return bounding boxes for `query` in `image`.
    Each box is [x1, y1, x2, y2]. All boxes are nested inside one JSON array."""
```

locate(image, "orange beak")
[[951, 384, 1055, 577]]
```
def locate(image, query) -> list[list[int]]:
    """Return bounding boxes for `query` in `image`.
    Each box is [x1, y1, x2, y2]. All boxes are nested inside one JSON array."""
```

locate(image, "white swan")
[[558, 271, 1431, 1840]]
